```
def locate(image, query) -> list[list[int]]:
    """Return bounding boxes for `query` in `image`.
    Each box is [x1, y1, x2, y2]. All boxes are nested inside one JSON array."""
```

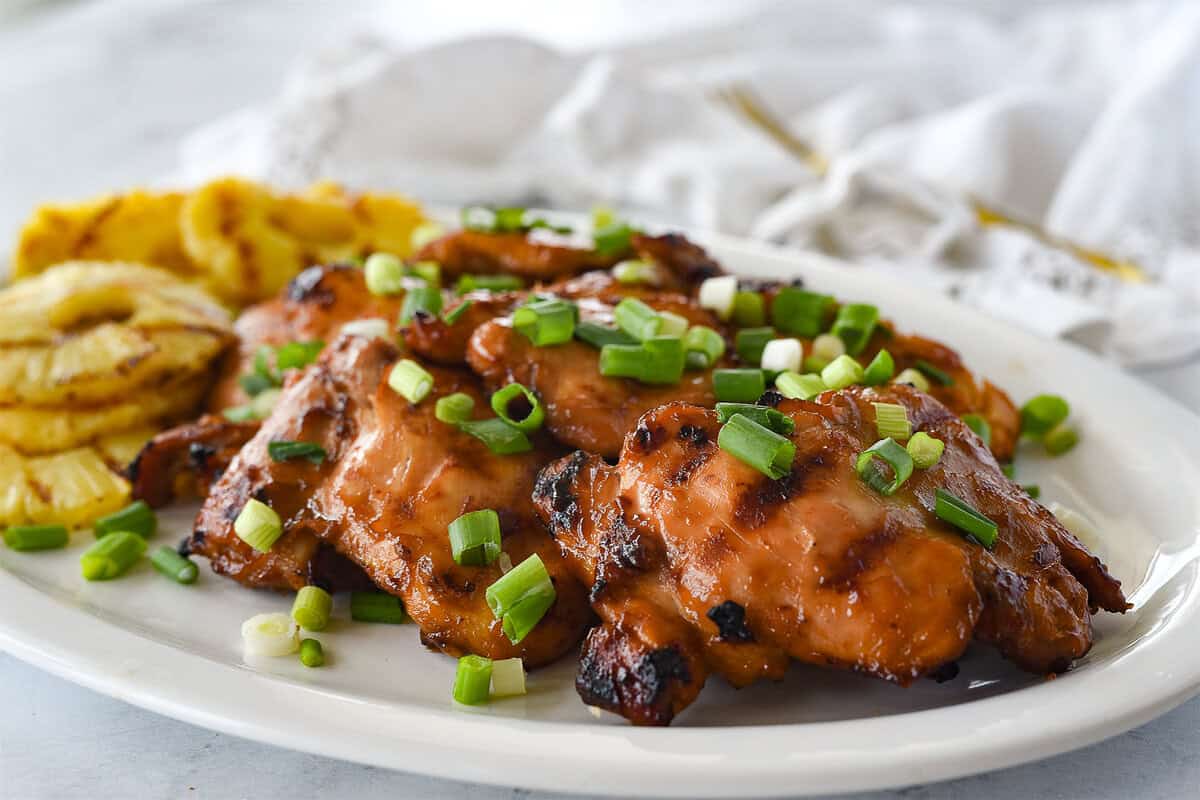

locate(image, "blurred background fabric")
[[173, 0, 1200, 367]]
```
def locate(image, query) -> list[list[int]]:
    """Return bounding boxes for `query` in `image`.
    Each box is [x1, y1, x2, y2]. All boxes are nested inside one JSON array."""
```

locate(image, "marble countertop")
[[1, 2, 1197, 798]]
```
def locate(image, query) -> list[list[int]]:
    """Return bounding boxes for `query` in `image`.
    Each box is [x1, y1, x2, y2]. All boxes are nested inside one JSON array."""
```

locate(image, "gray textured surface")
[[1, 2, 1197, 798]]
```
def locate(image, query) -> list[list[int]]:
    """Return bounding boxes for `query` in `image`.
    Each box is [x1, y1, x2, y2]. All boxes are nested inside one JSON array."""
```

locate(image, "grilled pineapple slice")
[[0, 444, 130, 529], [0, 444, 49, 525]]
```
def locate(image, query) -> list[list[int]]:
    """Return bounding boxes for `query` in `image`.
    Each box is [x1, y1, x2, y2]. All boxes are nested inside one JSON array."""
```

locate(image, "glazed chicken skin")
[[533, 385, 1126, 725], [190, 333, 590, 666]]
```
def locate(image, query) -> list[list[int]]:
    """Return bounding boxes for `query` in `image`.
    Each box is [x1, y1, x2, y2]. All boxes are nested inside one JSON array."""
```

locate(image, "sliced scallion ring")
[[490, 383, 545, 432], [855, 438, 914, 495], [717, 414, 795, 479]]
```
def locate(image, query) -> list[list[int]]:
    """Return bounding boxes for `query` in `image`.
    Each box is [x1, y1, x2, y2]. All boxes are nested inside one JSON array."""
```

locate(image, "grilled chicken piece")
[[191, 333, 590, 666], [207, 264, 403, 411], [128, 415, 258, 508], [533, 385, 1126, 725], [416, 230, 618, 281], [403, 291, 521, 365]]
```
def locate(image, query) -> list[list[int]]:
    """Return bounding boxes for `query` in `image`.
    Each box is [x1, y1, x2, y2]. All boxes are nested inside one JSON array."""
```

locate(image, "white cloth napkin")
[[177, 0, 1200, 366]]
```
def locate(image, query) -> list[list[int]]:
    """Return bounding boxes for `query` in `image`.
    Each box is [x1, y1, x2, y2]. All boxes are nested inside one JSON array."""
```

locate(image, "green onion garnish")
[[873, 402, 912, 441], [962, 414, 992, 448], [575, 321, 637, 349], [599, 337, 685, 385], [717, 414, 795, 479], [462, 206, 571, 235], [698, 275, 738, 319], [490, 657, 527, 697], [1001, 462, 1016, 479], [593, 221, 636, 256], [735, 327, 774, 366], [486, 553, 557, 644], [831, 303, 879, 355], [713, 368, 766, 403], [862, 349, 895, 385], [299, 638, 325, 668], [223, 404, 259, 423], [513, 299, 576, 346], [913, 359, 954, 387], [715, 402, 795, 435], [239, 371, 275, 397], [613, 297, 662, 341], [906, 432, 945, 469], [855, 438, 914, 495], [771, 287, 833, 337], [267, 440, 327, 465], [761, 338, 802, 373], [657, 311, 690, 339], [448, 509, 502, 567], [455, 274, 523, 294], [442, 299, 474, 325], [3, 524, 68, 552], [1020, 394, 1070, 437], [775, 371, 825, 400], [364, 252, 406, 296], [1043, 423, 1079, 456], [732, 291, 766, 327], [388, 359, 434, 404], [612, 259, 656, 285], [410, 221, 445, 251], [350, 591, 407, 624], [458, 417, 533, 455], [435, 392, 475, 424], [292, 585, 333, 631], [683, 325, 726, 369], [399, 284, 443, 325], [934, 489, 998, 548], [275, 340, 325, 372], [408, 260, 442, 286], [1023, 484, 1041, 499], [453, 655, 494, 705], [80, 531, 146, 581], [820, 354, 864, 390], [490, 383, 545, 432], [94, 500, 156, 539], [233, 499, 283, 553], [250, 388, 282, 420], [893, 367, 931, 392], [149, 546, 198, 584]]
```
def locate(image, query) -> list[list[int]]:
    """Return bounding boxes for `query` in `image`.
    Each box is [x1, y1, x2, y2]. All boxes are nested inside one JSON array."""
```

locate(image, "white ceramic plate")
[[2, 232, 1199, 798]]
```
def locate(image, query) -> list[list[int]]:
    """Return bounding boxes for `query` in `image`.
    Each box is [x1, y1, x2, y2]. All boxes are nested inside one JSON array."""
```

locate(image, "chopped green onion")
[[735, 327, 775, 365], [855, 438, 914, 495], [761, 338, 802, 373], [275, 340, 325, 372], [862, 349, 895, 385], [914, 359, 954, 387], [239, 371, 275, 397], [251, 388, 282, 419], [906, 432, 945, 469], [350, 591, 407, 624], [442, 299, 474, 325], [820, 355, 864, 390], [490, 383, 545, 432], [810, 333, 846, 364], [802, 355, 831, 373], [873, 402, 912, 441], [683, 325, 725, 369], [241, 612, 299, 657], [267, 440, 327, 465], [591, 206, 615, 229], [1000, 462, 1016, 480], [408, 260, 441, 286], [410, 221, 446, 251], [612, 259, 657, 285], [831, 303, 879, 355], [486, 554, 557, 644], [448, 509, 502, 566], [593, 221, 636, 256], [513, 299, 576, 346], [732, 291, 766, 327], [233, 498, 283, 553], [713, 368, 766, 403], [715, 402, 795, 435], [3, 524, 68, 552], [717, 414, 795, 479], [388, 359, 434, 404], [1023, 484, 1041, 499], [149, 546, 198, 584], [934, 489, 998, 548], [657, 311, 690, 339], [435, 392, 475, 424], [462, 206, 571, 235], [698, 275, 738, 320], [1044, 423, 1079, 456], [398, 284, 443, 325], [962, 414, 992, 448], [453, 655, 494, 705], [94, 500, 156, 539], [491, 657, 527, 697], [223, 404, 258, 423], [364, 252, 406, 295], [339, 318, 392, 340], [599, 337, 685, 385], [772, 288, 833, 337], [455, 274, 523, 294], [613, 298, 662, 341], [893, 367, 931, 392], [299, 638, 325, 668], [575, 321, 637, 349], [1020, 394, 1070, 437], [292, 585, 333, 631], [80, 531, 146, 581], [775, 371, 825, 400], [458, 417, 533, 454]]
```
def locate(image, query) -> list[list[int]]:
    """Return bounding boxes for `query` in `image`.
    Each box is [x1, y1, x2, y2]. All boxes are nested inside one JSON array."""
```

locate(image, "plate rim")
[[2, 227, 1199, 797]]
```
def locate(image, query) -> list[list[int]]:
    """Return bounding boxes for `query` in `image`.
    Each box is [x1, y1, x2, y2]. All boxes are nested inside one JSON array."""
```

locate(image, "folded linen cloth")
[[176, 0, 1200, 366]]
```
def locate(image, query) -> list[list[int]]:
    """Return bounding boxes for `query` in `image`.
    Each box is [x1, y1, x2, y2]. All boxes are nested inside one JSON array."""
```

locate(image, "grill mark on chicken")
[[707, 600, 754, 642], [732, 453, 825, 529], [820, 525, 901, 592]]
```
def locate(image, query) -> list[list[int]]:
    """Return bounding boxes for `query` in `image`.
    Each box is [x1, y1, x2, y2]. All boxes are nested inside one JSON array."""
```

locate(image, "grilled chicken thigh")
[[533, 385, 1126, 725], [190, 334, 590, 666]]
